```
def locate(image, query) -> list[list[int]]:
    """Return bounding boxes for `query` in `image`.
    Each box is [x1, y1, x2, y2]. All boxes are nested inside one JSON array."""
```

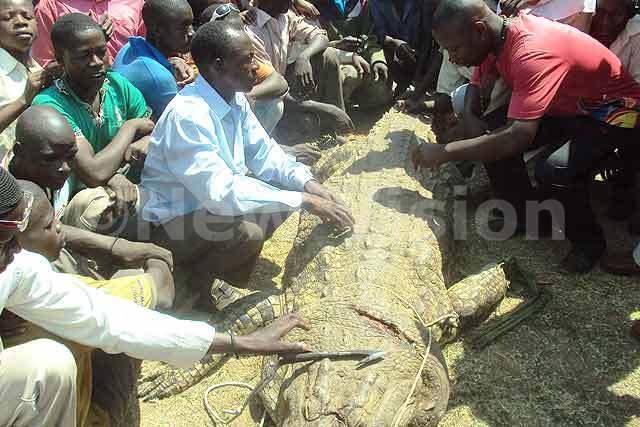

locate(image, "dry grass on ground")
[[140, 111, 640, 427]]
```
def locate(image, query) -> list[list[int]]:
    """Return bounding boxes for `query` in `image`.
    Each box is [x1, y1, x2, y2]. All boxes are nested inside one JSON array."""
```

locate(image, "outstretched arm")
[[412, 119, 540, 168], [8, 253, 309, 369]]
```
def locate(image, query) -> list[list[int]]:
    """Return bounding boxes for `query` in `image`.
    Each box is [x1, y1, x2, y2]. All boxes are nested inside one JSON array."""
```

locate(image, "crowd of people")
[[0, 0, 639, 424]]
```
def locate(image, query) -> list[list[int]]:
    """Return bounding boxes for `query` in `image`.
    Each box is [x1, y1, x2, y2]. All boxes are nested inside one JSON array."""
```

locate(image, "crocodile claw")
[[138, 368, 192, 401]]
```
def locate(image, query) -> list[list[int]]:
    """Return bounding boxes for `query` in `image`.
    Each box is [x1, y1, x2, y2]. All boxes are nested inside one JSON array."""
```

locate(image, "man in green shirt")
[[33, 13, 152, 213]]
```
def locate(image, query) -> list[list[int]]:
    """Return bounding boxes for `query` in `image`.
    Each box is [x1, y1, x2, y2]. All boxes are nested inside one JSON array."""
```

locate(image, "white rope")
[[203, 381, 266, 426], [367, 284, 441, 427]]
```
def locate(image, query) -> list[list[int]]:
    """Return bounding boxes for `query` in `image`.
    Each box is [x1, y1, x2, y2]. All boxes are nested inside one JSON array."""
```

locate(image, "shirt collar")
[[255, 8, 276, 28], [127, 36, 173, 70], [194, 75, 237, 118]]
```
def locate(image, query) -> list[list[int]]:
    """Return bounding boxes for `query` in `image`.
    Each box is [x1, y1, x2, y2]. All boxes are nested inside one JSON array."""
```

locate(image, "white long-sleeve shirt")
[[141, 76, 314, 224], [0, 250, 216, 368]]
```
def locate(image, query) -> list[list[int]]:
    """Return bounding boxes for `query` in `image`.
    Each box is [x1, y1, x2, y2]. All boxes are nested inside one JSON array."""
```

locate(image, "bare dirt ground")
[[140, 111, 640, 427]]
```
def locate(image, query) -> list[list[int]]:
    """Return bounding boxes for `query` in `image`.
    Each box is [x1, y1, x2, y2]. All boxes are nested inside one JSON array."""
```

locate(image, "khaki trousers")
[[0, 339, 77, 426]]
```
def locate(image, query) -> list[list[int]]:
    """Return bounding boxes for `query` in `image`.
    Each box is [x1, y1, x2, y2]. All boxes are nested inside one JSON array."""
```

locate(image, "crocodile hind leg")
[[444, 258, 548, 347], [446, 261, 512, 334], [138, 291, 287, 401]]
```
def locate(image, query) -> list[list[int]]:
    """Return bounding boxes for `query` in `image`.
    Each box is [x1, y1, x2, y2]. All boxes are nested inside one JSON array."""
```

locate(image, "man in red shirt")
[[413, 0, 640, 273]]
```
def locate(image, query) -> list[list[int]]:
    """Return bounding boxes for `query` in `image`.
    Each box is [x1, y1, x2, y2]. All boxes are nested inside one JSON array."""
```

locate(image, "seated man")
[[9, 105, 174, 279], [369, 0, 439, 99], [317, 0, 394, 110], [2, 180, 174, 424], [245, 0, 354, 134], [413, 0, 640, 273], [33, 0, 144, 66], [0, 167, 310, 426], [33, 13, 153, 209], [135, 20, 354, 308], [113, 0, 195, 118], [0, 0, 60, 158]]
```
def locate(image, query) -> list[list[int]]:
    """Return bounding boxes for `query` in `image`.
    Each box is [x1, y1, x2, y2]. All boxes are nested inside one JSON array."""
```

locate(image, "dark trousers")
[[115, 210, 290, 293], [483, 107, 640, 248]]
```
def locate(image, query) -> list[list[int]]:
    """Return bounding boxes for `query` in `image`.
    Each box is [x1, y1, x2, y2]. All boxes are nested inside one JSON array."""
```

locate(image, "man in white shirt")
[[0, 167, 310, 426], [136, 19, 354, 309]]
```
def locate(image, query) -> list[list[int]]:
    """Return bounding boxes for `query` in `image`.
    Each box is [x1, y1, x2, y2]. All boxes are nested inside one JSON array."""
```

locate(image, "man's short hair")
[[191, 20, 244, 68], [0, 168, 23, 216], [143, 0, 192, 26], [432, 0, 485, 33], [51, 13, 103, 53]]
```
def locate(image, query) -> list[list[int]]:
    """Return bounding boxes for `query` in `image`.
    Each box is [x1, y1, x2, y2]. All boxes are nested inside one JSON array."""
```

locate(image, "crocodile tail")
[[138, 292, 289, 401]]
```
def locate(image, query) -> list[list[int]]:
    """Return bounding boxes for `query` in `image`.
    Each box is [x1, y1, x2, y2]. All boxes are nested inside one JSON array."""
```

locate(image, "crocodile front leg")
[[138, 291, 287, 401]]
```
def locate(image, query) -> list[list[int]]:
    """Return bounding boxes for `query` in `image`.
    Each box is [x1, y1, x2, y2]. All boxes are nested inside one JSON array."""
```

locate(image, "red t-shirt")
[[471, 13, 640, 128]]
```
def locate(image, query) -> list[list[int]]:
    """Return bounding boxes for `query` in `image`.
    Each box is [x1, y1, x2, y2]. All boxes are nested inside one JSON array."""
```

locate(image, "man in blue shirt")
[[113, 0, 195, 117], [130, 19, 354, 309]]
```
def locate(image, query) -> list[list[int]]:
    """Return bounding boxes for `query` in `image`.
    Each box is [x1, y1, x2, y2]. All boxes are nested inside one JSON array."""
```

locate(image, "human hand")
[[302, 193, 354, 229], [395, 43, 416, 64], [294, 0, 320, 18], [22, 69, 49, 105], [283, 143, 321, 165], [396, 94, 426, 114], [111, 239, 174, 271], [98, 12, 114, 41], [351, 54, 370, 76], [411, 143, 450, 171], [106, 174, 138, 217], [500, 0, 539, 16], [125, 136, 150, 167], [168, 56, 196, 87], [312, 102, 354, 132], [372, 62, 388, 81], [294, 57, 315, 91], [334, 36, 363, 52], [304, 179, 344, 204], [240, 7, 257, 24], [239, 314, 312, 354]]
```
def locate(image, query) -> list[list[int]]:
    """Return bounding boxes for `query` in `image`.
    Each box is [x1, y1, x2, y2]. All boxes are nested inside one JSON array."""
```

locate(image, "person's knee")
[[147, 261, 175, 310], [33, 339, 77, 388], [321, 47, 340, 69]]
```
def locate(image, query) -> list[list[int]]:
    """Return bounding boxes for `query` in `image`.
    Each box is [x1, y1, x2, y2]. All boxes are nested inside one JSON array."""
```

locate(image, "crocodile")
[[138, 110, 543, 426]]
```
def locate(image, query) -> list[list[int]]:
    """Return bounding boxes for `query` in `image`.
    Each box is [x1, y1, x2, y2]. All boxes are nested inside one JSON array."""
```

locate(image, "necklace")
[[500, 16, 508, 41]]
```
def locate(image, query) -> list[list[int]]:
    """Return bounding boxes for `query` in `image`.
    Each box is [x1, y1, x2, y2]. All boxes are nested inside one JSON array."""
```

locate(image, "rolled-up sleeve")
[[7, 253, 215, 368], [158, 109, 307, 216]]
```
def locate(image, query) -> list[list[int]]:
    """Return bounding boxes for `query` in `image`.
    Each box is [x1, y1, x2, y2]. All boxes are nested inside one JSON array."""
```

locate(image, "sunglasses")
[[209, 3, 240, 21], [0, 191, 33, 232]]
